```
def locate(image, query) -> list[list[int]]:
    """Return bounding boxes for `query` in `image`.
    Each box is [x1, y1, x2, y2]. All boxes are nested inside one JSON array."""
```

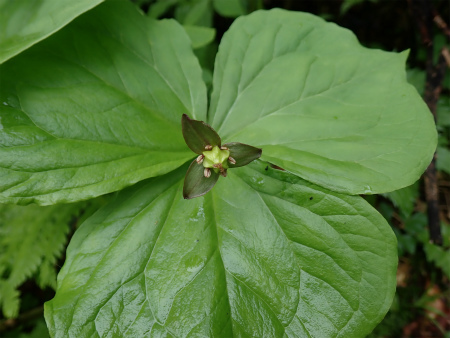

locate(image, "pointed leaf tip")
[[183, 159, 219, 199], [223, 142, 262, 168], [182, 114, 221, 154]]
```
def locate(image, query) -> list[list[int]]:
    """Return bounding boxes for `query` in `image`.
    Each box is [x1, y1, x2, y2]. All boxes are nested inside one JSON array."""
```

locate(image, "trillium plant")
[[0, 0, 437, 337], [182, 114, 262, 198]]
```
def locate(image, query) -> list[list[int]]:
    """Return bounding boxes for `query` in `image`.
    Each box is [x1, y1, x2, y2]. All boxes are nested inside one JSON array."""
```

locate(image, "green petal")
[[224, 142, 262, 168], [182, 114, 222, 154], [183, 159, 220, 199]]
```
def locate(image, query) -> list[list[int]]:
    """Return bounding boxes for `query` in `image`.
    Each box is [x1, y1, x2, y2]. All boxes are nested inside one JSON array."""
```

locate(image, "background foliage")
[[0, 0, 448, 337]]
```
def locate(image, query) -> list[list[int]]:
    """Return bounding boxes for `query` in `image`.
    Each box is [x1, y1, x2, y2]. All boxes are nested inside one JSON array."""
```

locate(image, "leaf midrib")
[[216, 47, 396, 140], [231, 170, 364, 321], [64, 181, 180, 335], [12, 44, 186, 149]]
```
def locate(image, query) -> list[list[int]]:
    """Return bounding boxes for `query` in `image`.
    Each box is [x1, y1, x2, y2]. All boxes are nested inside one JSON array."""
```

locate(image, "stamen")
[[228, 156, 236, 165], [204, 168, 211, 178], [196, 155, 204, 164]]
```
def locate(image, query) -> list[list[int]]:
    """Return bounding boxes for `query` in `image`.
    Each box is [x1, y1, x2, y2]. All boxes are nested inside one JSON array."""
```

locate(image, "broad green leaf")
[[176, 0, 213, 27], [45, 161, 397, 337], [184, 25, 216, 49], [0, 0, 206, 205], [209, 9, 437, 195], [213, 0, 245, 17], [0, 0, 104, 64], [148, 0, 180, 19]]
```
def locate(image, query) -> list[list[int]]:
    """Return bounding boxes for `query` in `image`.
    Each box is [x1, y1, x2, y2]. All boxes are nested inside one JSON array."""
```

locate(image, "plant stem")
[[0, 306, 43, 332], [409, 0, 448, 245], [432, 10, 450, 41]]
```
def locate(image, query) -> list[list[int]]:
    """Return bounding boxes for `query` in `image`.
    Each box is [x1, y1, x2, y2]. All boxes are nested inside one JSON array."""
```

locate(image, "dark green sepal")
[[223, 142, 262, 168], [183, 159, 220, 199], [182, 114, 221, 154]]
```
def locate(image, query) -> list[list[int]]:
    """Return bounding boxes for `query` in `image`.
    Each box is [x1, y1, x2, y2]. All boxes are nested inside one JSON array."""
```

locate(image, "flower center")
[[202, 146, 230, 171]]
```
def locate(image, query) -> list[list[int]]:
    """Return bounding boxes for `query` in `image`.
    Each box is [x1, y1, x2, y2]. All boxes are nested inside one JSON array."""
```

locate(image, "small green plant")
[[181, 114, 262, 198], [0, 0, 437, 336]]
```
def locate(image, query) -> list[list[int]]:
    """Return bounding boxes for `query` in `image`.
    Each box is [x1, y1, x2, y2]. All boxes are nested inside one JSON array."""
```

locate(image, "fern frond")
[[36, 260, 57, 290], [0, 203, 83, 318], [0, 281, 20, 318]]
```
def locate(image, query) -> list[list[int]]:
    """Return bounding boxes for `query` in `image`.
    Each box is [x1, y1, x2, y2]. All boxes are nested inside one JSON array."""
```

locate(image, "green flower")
[[181, 114, 262, 199]]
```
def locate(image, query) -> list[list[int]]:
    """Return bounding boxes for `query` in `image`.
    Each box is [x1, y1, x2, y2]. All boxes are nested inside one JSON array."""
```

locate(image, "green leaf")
[[208, 9, 437, 195], [404, 212, 428, 242], [184, 25, 216, 49], [405, 212, 450, 277], [0, 282, 20, 318], [393, 228, 417, 256], [0, 0, 104, 64], [0, 202, 82, 318], [0, 0, 206, 205], [213, 0, 246, 17], [384, 182, 419, 219], [437, 95, 450, 127], [45, 161, 397, 337], [340, 0, 378, 15], [424, 243, 450, 278], [437, 146, 450, 175], [176, 0, 213, 26], [407, 68, 426, 95], [148, 0, 180, 19]]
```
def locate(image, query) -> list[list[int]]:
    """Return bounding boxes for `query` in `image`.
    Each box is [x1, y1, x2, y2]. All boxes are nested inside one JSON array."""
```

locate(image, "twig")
[[441, 47, 450, 68], [0, 306, 43, 332], [408, 0, 432, 46], [425, 49, 447, 246], [409, 0, 446, 246], [424, 157, 442, 245], [433, 10, 450, 41], [425, 51, 448, 119]]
